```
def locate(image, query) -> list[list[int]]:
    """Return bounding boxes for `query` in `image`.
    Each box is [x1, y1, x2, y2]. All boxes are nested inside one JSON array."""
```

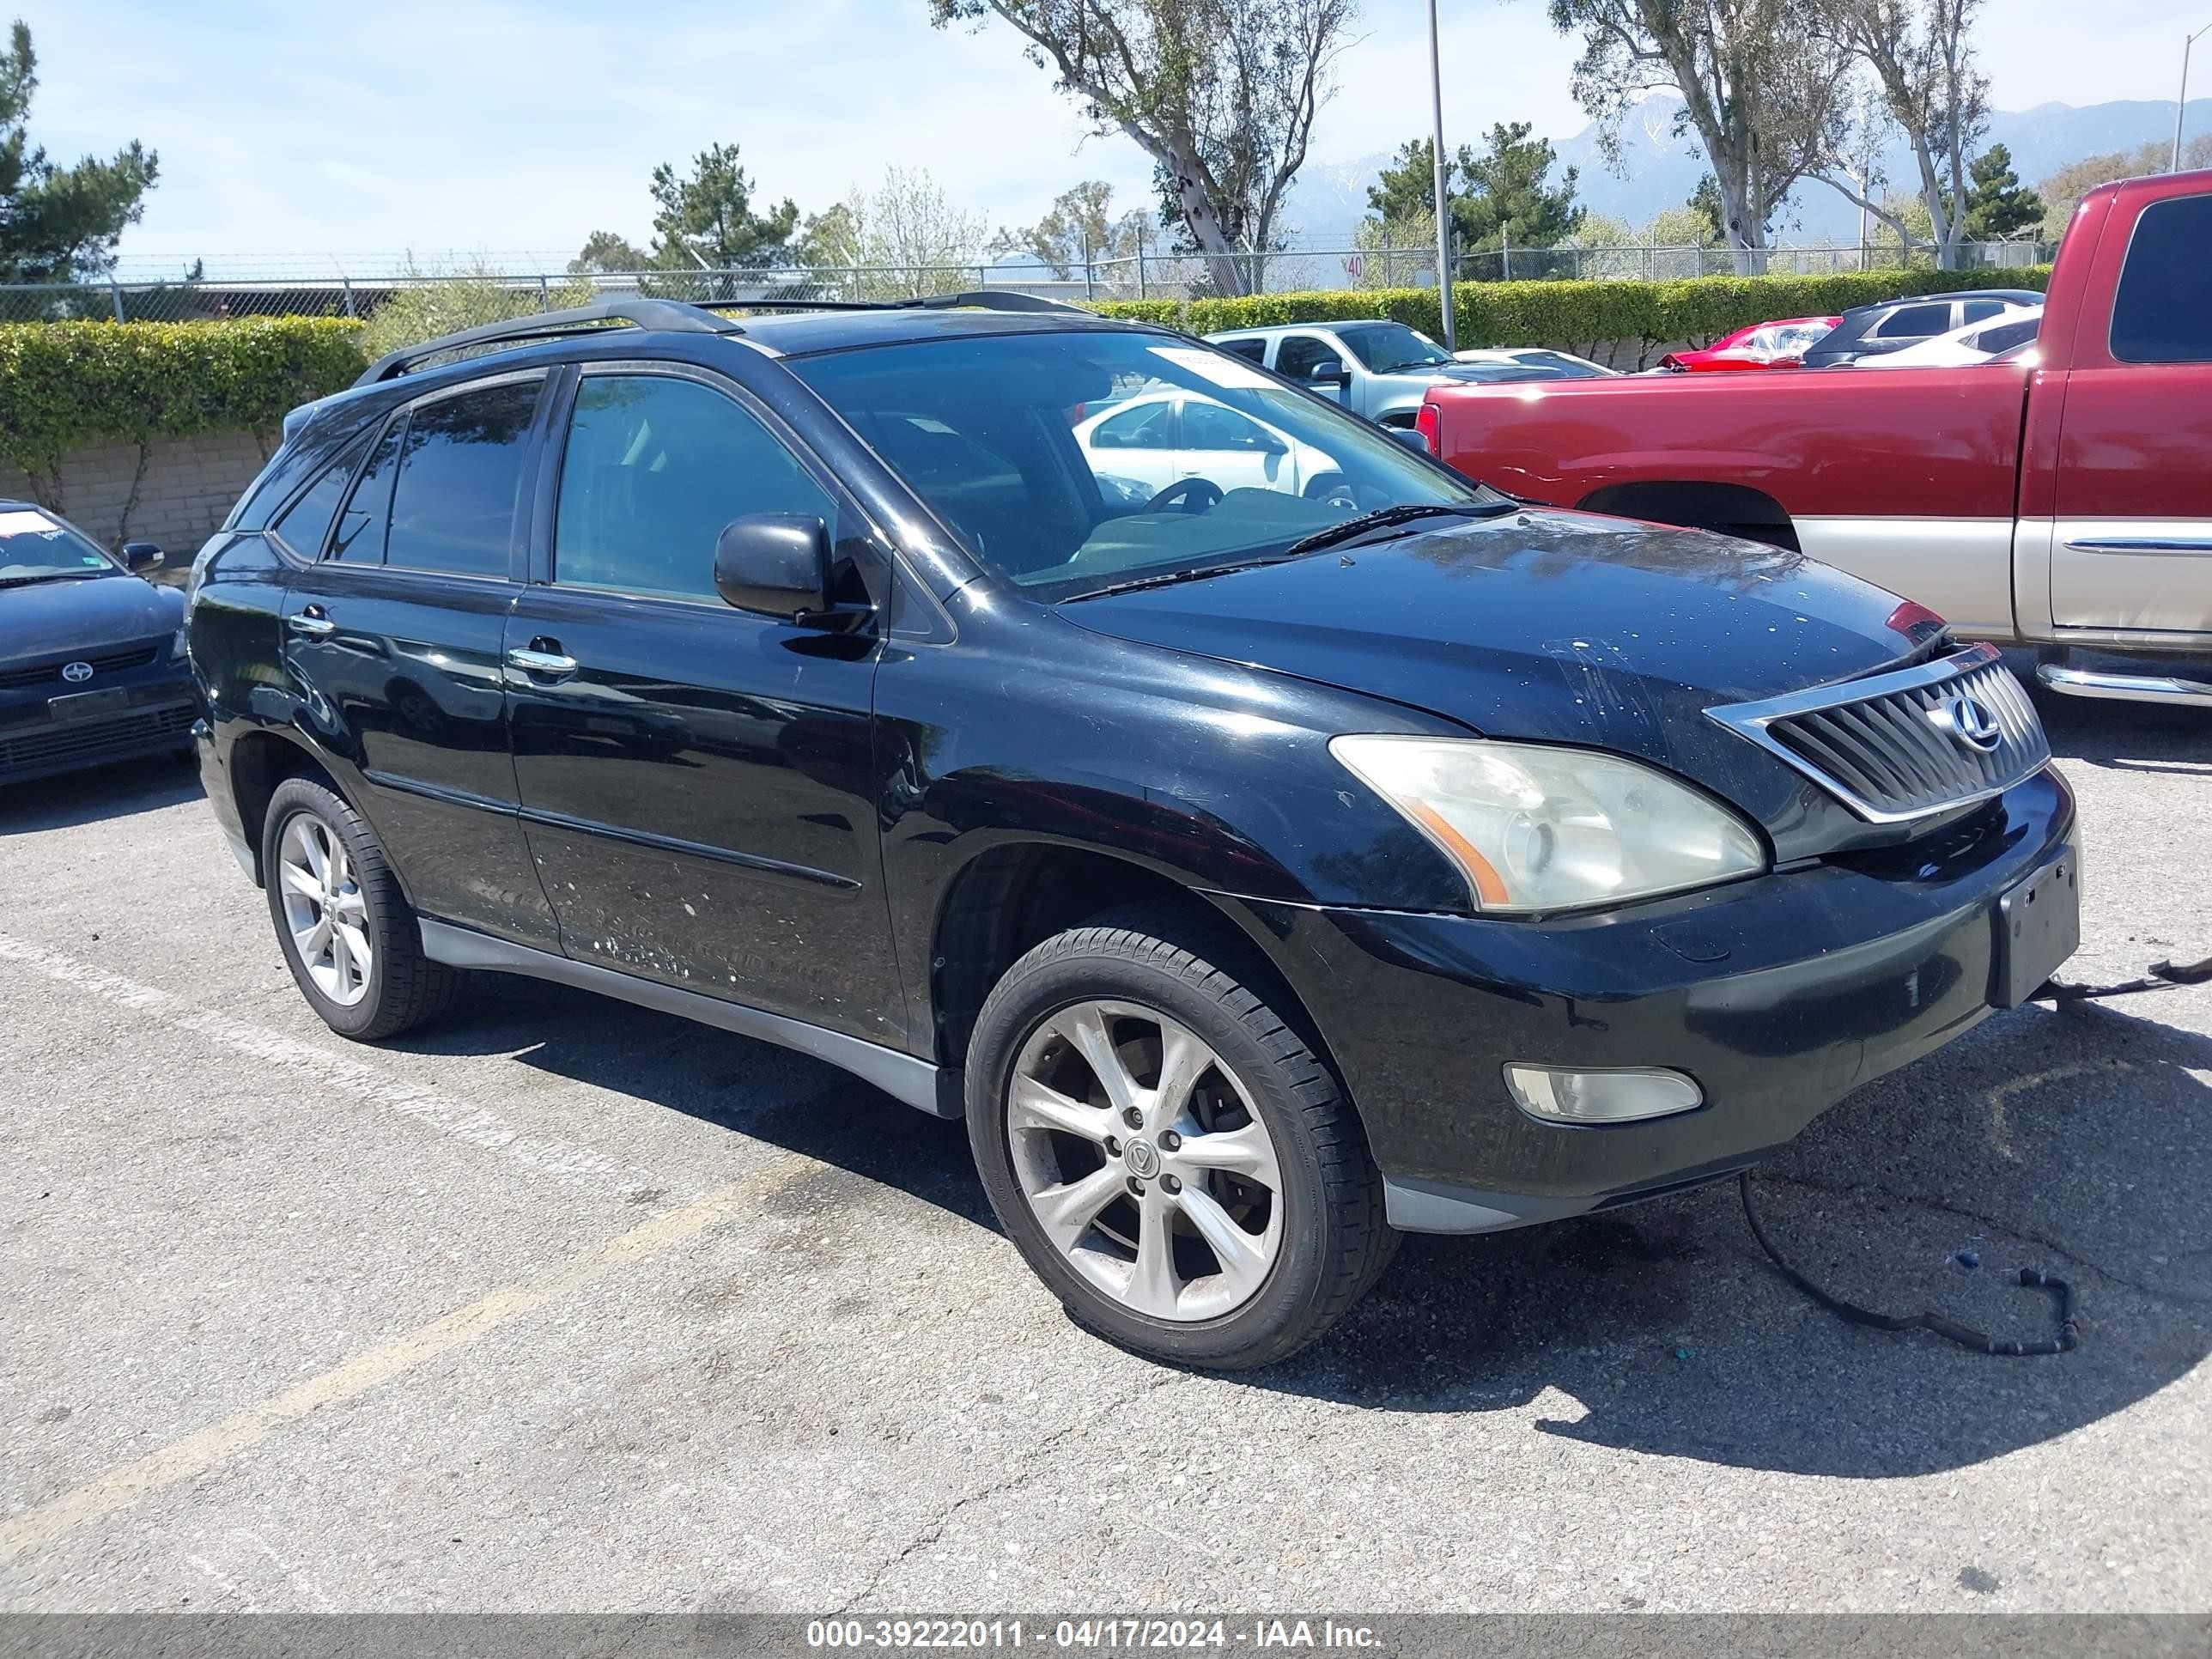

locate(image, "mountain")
[[1284, 95, 2212, 249]]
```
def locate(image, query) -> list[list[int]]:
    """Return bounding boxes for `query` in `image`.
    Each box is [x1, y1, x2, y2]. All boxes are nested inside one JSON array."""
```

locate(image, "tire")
[[965, 909, 1395, 1370], [261, 775, 459, 1041]]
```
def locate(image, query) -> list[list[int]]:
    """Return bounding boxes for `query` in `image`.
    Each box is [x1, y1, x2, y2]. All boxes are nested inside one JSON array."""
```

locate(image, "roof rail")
[[354, 297, 743, 386], [698, 289, 1091, 317], [353, 289, 1096, 388]]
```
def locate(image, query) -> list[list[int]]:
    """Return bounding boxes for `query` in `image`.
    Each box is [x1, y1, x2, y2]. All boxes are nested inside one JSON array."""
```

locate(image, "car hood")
[[0, 574, 181, 664], [1059, 508, 1929, 830]]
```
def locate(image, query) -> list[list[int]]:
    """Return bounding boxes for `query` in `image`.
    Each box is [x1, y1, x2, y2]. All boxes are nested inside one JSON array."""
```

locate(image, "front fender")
[[873, 600, 1480, 1054]]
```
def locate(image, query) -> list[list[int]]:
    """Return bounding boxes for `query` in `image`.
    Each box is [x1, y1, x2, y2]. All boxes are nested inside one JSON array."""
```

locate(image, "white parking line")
[[0, 933, 658, 1198], [0, 1171, 789, 1567]]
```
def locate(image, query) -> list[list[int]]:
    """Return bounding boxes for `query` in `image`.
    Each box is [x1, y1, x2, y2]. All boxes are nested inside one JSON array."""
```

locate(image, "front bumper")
[[1224, 768, 2078, 1231], [0, 676, 198, 786]]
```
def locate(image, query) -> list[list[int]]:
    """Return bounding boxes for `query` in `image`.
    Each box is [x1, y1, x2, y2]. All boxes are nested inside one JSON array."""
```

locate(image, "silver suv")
[[1204, 319, 1499, 427]]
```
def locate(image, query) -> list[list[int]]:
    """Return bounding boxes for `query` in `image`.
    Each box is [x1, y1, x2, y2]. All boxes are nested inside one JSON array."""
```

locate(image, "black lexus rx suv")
[[187, 295, 2078, 1369]]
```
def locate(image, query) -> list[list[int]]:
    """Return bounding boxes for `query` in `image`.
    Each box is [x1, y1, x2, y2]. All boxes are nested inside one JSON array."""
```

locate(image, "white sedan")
[[1450, 346, 1616, 380], [1873, 305, 2043, 368], [1073, 389, 1343, 501]]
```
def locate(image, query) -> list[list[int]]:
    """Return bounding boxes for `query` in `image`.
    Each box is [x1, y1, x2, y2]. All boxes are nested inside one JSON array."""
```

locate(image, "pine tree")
[[0, 21, 161, 282], [1962, 144, 2044, 240]]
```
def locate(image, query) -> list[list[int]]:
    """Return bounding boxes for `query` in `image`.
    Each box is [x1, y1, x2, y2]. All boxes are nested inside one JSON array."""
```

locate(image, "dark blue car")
[[0, 502, 198, 786]]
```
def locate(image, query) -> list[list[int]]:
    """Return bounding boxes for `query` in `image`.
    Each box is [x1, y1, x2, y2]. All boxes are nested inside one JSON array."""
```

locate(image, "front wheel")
[[965, 914, 1395, 1370]]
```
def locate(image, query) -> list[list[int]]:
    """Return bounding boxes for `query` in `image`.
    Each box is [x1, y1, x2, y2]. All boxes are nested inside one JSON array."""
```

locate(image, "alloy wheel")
[[276, 811, 372, 1007], [1006, 999, 1285, 1322]]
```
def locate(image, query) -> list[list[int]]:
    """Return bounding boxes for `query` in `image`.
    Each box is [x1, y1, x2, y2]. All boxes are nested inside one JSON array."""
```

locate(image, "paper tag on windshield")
[[1148, 344, 1277, 392]]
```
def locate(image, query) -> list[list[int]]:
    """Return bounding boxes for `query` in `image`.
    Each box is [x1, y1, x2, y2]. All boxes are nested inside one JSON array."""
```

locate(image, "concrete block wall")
[[0, 431, 273, 561]]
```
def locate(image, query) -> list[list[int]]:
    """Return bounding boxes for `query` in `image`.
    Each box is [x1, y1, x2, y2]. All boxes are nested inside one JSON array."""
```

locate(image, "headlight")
[[170, 626, 189, 664], [1330, 735, 1766, 913]]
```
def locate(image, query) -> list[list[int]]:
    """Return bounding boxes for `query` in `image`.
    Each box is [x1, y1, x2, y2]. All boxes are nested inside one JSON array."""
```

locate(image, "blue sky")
[[22, 0, 2211, 275]]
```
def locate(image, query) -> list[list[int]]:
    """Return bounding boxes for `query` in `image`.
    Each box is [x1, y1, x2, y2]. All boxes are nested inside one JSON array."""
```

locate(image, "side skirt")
[[417, 920, 953, 1118]]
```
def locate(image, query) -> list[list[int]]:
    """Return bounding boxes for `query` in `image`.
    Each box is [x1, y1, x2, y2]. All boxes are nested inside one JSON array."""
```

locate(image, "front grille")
[[0, 703, 195, 775], [1707, 643, 2051, 823], [0, 642, 163, 690]]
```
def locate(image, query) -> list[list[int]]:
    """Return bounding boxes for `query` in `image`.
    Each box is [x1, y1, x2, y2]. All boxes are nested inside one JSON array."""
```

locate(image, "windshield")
[[793, 329, 1486, 602], [1334, 322, 1454, 373], [0, 507, 117, 586]]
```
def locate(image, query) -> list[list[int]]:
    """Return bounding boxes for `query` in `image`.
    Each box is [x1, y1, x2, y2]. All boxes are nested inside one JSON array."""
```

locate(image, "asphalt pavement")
[[1, 683, 2207, 1614]]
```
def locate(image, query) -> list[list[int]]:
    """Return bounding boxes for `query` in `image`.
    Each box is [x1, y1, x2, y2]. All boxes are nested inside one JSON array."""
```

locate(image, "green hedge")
[[1093, 266, 2053, 356], [0, 270, 2054, 481], [0, 318, 367, 477]]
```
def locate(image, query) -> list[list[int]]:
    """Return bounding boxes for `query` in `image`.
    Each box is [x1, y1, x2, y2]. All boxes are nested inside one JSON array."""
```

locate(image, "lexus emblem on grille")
[[60, 660, 94, 684], [1932, 691, 2002, 753]]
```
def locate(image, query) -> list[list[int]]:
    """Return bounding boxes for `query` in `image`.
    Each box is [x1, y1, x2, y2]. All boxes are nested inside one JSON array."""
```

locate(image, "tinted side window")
[[1091, 401, 1174, 448], [382, 378, 541, 578], [2112, 195, 2212, 363], [1182, 400, 1273, 451], [1274, 335, 1337, 380], [1977, 317, 2040, 356], [1216, 338, 1267, 364], [269, 434, 371, 560], [554, 374, 837, 602], [330, 420, 404, 563], [1960, 300, 2005, 325], [1875, 304, 1949, 339]]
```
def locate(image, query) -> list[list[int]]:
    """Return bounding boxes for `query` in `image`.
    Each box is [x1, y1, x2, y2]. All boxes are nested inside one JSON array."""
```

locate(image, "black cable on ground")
[[1737, 1172, 2079, 1357], [2033, 952, 2212, 1004]]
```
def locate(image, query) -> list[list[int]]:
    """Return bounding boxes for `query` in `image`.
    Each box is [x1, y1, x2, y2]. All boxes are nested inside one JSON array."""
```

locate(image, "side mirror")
[[1307, 356, 1349, 386], [1386, 426, 1431, 454], [713, 514, 865, 629], [121, 540, 164, 573]]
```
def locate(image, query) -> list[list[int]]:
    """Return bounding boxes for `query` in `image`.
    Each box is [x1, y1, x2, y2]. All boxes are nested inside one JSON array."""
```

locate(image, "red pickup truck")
[[1420, 168, 2212, 705]]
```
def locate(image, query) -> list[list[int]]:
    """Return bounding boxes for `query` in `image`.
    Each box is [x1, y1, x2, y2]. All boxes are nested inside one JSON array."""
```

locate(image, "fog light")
[[1504, 1063, 1703, 1124]]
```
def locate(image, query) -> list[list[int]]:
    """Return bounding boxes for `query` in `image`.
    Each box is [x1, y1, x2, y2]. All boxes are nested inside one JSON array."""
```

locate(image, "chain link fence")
[[0, 240, 2058, 325]]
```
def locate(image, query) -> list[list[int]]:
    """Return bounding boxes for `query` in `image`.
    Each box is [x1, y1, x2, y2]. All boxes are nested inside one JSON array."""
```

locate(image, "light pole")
[[2178, 21, 2212, 171], [1426, 0, 1455, 349]]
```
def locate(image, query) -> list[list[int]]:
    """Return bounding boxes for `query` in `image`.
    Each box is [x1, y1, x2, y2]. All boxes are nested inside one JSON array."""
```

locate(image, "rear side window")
[[552, 374, 836, 602], [1215, 338, 1267, 365], [1874, 304, 1948, 339], [383, 379, 542, 577], [268, 435, 371, 560], [2112, 195, 2212, 364], [330, 421, 404, 563]]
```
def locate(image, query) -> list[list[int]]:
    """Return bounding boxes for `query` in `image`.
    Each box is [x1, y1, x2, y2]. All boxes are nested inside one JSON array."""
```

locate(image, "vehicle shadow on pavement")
[[2030, 683, 2209, 773], [1247, 995, 2212, 1478], [407, 973, 996, 1228], [0, 754, 202, 836], [399, 967, 2212, 1480]]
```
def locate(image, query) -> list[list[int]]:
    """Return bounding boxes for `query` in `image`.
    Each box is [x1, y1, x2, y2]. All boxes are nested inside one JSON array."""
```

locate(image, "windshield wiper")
[[0, 570, 99, 588], [1064, 556, 1298, 603], [1284, 500, 1516, 556]]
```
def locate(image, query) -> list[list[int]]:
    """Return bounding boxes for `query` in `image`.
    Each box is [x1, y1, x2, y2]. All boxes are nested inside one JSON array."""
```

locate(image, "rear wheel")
[[966, 914, 1395, 1370], [262, 776, 459, 1041]]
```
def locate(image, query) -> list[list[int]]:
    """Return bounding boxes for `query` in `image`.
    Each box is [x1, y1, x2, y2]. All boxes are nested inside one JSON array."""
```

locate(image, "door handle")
[[506, 643, 579, 679], [289, 607, 336, 639]]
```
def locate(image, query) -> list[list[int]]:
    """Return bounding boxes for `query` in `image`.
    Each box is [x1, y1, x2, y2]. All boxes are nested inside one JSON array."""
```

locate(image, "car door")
[[280, 371, 558, 947], [2044, 190, 2212, 639], [1083, 398, 1180, 495], [502, 361, 902, 1042], [1272, 333, 1349, 408], [1176, 397, 1298, 495]]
